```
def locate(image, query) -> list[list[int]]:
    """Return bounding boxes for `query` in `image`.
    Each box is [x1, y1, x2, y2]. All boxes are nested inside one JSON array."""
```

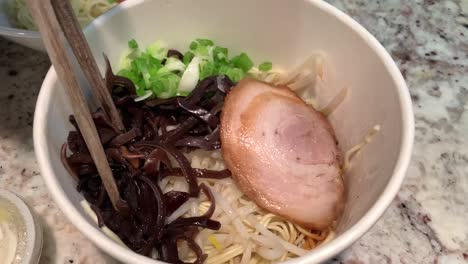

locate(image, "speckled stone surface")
[[0, 0, 467, 263], [325, 0, 468, 263], [0, 41, 114, 263]]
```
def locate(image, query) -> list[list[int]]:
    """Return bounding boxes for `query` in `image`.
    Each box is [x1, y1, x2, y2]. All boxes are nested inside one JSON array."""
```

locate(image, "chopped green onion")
[[117, 38, 273, 101], [177, 91, 190, 97], [179, 56, 201, 93], [189, 41, 198, 51], [199, 61, 216, 80], [231, 53, 254, 72], [164, 57, 186, 72], [119, 53, 133, 70], [117, 69, 137, 82], [146, 41, 167, 60], [213, 46, 228, 62], [224, 67, 245, 82], [146, 55, 162, 69], [194, 45, 209, 57], [134, 57, 152, 88], [183, 51, 195, 65], [150, 72, 180, 98], [217, 64, 231, 76], [259, 61, 272, 72], [128, 39, 138, 49], [196, 38, 214, 46]]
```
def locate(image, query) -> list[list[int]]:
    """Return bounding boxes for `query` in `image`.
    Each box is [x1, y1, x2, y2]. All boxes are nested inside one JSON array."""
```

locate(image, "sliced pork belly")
[[220, 78, 344, 230]]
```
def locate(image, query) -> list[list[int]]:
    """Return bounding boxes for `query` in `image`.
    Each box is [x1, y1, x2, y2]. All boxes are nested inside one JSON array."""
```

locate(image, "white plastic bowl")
[[33, 0, 414, 263]]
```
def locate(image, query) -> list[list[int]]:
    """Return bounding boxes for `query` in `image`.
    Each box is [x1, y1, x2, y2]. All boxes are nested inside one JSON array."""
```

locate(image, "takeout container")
[[0, 190, 43, 264], [33, 0, 414, 263]]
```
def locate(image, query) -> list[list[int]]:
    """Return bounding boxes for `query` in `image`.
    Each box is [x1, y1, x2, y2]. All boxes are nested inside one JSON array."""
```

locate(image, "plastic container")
[[0, 190, 43, 264]]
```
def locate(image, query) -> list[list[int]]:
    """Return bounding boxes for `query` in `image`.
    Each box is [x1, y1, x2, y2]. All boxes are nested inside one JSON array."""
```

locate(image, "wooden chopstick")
[[27, 0, 126, 212], [50, 0, 125, 132]]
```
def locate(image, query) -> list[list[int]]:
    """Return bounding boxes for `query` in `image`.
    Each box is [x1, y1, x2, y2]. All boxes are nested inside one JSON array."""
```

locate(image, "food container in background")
[[0, 189, 43, 264], [0, 0, 43, 51], [0, 0, 121, 51]]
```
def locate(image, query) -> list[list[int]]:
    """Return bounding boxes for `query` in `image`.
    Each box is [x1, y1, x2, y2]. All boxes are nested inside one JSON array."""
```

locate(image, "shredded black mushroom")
[[167, 49, 184, 60], [62, 54, 234, 263]]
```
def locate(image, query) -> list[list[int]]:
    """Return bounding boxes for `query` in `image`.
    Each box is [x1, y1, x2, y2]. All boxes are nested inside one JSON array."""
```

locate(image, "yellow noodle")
[[295, 224, 328, 240], [267, 222, 290, 241]]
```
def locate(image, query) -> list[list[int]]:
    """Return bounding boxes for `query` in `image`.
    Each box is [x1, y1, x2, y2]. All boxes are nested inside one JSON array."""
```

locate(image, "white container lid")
[[0, 190, 43, 264]]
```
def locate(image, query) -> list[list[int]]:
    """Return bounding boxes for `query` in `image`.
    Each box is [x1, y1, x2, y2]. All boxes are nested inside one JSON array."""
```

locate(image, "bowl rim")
[[0, 24, 40, 38], [33, 0, 414, 263]]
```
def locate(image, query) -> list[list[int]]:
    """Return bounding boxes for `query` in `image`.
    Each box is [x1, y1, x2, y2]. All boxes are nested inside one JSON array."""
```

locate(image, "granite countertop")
[[0, 0, 467, 263]]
